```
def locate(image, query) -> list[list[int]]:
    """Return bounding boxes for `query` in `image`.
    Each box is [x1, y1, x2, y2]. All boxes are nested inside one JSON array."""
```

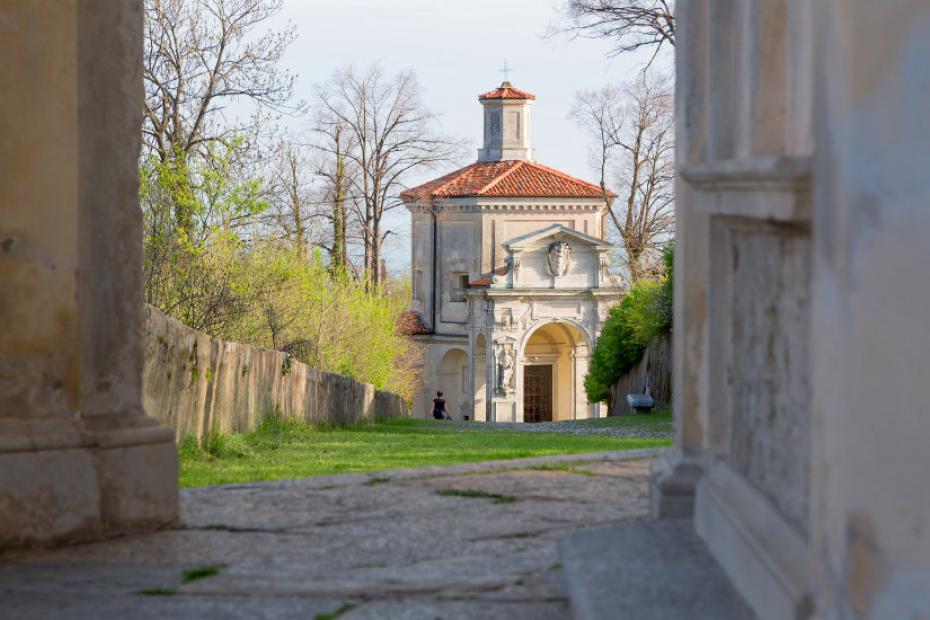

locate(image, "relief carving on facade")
[[595, 305, 611, 333], [598, 253, 610, 283], [492, 254, 518, 287], [547, 241, 572, 277], [496, 308, 516, 330]]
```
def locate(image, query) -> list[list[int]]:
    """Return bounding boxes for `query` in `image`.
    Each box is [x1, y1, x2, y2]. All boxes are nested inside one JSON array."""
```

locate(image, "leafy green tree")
[[141, 138, 270, 334], [585, 243, 673, 403]]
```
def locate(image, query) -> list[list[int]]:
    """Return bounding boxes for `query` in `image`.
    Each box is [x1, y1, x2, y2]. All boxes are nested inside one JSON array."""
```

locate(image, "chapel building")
[[400, 82, 622, 423]]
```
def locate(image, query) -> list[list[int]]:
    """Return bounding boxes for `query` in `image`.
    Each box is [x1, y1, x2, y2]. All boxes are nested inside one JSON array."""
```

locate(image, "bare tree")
[[142, 0, 298, 162], [314, 65, 459, 288], [264, 141, 316, 254], [571, 73, 674, 283], [313, 122, 356, 274], [554, 0, 675, 62], [141, 0, 301, 332]]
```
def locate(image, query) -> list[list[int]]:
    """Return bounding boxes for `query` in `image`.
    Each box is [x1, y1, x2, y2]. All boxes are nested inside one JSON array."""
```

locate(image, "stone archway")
[[518, 321, 593, 422], [438, 348, 469, 420]]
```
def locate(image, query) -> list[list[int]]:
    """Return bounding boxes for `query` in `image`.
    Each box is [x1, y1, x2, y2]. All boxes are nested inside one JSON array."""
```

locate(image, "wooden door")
[[524, 365, 553, 423]]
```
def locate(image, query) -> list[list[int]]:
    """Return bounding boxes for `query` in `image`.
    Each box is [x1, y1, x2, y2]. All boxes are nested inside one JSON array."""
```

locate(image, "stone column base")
[[492, 398, 516, 423], [0, 418, 178, 549], [650, 449, 704, 519]]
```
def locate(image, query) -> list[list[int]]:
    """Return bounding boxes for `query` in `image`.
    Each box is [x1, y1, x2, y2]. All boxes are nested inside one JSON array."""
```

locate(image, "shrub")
[[584, 243, 674, 403], [201, 431, 254, 459]]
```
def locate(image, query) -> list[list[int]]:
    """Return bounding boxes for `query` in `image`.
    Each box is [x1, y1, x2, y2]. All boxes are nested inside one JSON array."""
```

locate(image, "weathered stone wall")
[[726, 224, 811, 535], [143, 306, 407, 440], [607, 333, 672, 415]]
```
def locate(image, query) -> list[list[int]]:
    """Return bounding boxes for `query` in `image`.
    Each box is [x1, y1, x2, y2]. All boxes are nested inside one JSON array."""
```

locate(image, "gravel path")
[[441, 418, 673, 440], [1, 451, 657, 620]]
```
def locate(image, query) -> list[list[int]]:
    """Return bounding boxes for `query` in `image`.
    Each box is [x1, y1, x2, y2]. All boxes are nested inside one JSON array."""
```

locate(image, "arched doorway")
[[519, 322, 593, 422], [438, 348, 469, 421]]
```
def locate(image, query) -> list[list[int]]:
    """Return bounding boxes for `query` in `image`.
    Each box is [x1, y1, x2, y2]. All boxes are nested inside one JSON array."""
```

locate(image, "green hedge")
[[584, 244, 673, 403]]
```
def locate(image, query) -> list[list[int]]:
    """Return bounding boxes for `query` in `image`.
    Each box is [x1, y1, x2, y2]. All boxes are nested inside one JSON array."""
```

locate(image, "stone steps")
[[558, 520, 756, 620]]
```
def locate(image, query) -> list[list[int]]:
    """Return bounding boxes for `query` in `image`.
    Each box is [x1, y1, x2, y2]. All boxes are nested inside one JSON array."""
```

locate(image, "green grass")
[[314, 603, 355, 620], [565, 408, 673, 433], [135, 565, 221, 597], [435, 488, 516, 504], [182, 566, 221, 583], [529, 464, 596, 476], [178, 414, 671, 488]]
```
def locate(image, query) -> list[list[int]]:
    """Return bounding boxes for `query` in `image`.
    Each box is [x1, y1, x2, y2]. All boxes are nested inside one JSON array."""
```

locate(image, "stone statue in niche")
[[547, 241, 572, 277], [599, 253, 610, 283], [496, 347, 514, 395]]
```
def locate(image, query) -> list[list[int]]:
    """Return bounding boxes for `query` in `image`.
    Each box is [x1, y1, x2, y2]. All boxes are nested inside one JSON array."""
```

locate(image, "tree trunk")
[[291, 157, 306, 255], [330, 134, 348, 273], [372, 215, 381, 289]]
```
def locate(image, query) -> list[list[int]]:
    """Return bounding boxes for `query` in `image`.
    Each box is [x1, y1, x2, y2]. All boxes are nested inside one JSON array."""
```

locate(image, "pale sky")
[[267, 0, 673, 270]]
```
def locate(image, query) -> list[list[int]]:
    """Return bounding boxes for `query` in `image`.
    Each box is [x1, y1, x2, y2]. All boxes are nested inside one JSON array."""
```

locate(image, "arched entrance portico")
[[517, 321, 594, 422], [438, 348, 469, 420]]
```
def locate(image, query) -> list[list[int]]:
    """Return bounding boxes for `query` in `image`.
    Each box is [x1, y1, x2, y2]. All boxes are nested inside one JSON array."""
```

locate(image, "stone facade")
[[655, 1, 930, 618], [0, 2, 178, 548], [402, 84, 621, 422]]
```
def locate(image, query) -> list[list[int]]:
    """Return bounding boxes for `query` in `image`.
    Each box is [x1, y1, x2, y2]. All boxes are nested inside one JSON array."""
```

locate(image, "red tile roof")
[[401, 160, 612, 201], [479, 81, 536, 101], [469, 266, 510, 288], [397, 310, 432, 336]]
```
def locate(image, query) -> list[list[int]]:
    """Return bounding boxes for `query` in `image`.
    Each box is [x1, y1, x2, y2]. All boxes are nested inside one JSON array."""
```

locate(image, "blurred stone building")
[[646, 1, 930, 618]]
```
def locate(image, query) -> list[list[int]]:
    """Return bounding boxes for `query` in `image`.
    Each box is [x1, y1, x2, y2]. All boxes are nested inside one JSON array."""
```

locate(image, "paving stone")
[[559, 520, 757, 620], [0, 452, 655, 618]]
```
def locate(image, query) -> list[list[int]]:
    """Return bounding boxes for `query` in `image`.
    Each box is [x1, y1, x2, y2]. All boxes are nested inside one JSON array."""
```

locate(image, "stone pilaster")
[[0, 1, 178, 548], [649, 0, 711, 520]]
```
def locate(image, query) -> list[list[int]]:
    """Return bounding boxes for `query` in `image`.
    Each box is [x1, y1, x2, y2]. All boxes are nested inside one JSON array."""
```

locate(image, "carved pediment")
[[501, 224, 613, 254], [498, 225, 614, 289]]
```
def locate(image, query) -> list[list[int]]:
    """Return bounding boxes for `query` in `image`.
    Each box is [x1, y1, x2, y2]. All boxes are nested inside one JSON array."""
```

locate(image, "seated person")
[[432, 391, 449, 420]]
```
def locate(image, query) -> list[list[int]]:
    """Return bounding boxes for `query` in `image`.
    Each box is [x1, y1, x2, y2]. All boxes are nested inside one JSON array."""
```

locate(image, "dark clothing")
[[432, 398, 447, 420]]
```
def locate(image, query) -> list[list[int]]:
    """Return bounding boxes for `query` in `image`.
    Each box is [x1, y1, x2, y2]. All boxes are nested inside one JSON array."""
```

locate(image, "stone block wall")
[[142, 305, 407, 441], [607, 333, 672, 415]]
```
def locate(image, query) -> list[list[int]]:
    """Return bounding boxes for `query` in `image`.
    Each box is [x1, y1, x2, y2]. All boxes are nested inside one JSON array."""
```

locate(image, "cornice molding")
[[681, 156, 812, 223]]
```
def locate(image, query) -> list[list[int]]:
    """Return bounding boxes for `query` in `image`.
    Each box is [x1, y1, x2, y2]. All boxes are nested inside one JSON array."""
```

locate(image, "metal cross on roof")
[[499, 59, 514, 82]]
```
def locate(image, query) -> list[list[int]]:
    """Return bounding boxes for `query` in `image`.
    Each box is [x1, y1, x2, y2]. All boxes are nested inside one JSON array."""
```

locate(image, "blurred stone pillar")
[[649, 0, 711, 518], [809, 2, 930, 615], [0, 0, 178, 548]]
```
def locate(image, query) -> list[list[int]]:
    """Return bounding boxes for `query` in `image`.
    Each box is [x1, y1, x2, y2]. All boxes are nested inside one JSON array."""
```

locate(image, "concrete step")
[[559, 520, 756, 620]]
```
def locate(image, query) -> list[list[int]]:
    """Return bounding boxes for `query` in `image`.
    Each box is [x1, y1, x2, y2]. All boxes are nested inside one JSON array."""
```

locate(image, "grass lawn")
[[556, 411, 673, 434], [179, 414, 672, 488]]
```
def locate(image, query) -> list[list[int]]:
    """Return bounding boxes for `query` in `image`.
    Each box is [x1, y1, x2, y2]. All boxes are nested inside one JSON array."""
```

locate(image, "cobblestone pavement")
[[0, 450, 656, 620]]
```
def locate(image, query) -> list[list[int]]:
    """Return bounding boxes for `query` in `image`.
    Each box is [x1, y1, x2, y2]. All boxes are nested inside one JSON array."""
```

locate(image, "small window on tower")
[[450, 273, 470, 302]]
